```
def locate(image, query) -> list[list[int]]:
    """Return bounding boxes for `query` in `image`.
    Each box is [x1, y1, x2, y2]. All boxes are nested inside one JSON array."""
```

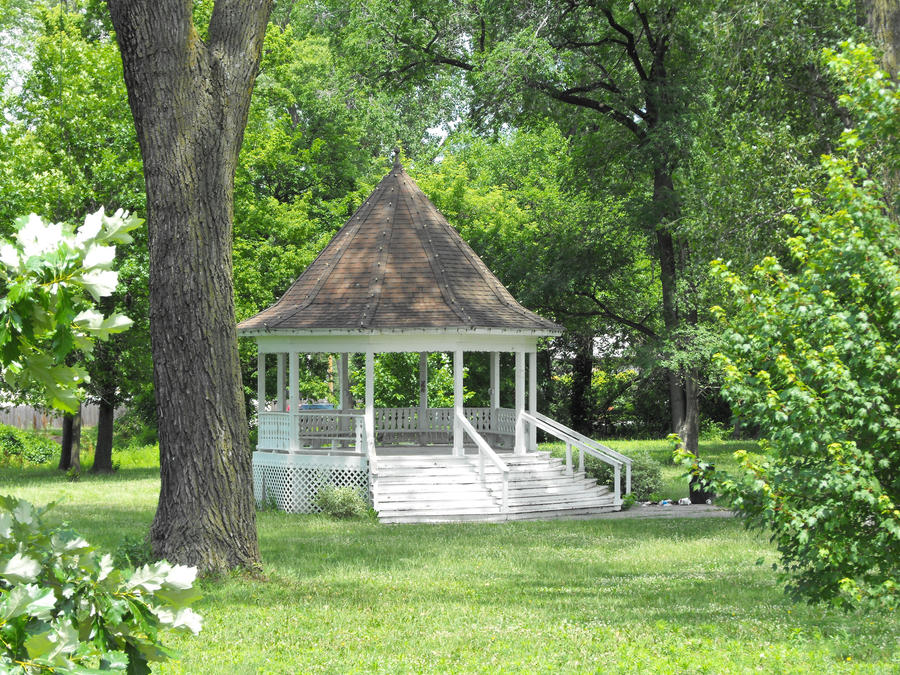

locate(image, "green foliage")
[[685, 44, 899, 609], [315, 485, 368, 519], [0, 209, 141, 412], [0, 495, 201, 673], [0, 425, 56, 466]]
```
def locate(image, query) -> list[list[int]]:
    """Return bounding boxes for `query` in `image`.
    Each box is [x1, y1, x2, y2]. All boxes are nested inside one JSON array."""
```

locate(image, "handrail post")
[[502, 470, 509, 512], [614, 464, 621, 503], [579, 448, 584, 474], [626, 462, 632, 495], [564, 442, 573, 477]]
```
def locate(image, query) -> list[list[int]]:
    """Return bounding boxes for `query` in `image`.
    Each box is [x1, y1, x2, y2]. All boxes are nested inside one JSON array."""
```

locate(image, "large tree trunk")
[[862, 0, 900, 78], [107, 0, 271, 573], [92, 398, 115, 473]]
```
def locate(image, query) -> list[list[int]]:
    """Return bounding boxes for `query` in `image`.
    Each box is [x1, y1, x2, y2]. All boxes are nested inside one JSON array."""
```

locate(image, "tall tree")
[[331, 0, 861, 448], [106, 0, 272, 573]]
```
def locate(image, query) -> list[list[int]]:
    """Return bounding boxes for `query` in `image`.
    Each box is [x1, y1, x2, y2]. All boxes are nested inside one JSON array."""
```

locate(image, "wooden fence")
[[0, 404, 124, 430]]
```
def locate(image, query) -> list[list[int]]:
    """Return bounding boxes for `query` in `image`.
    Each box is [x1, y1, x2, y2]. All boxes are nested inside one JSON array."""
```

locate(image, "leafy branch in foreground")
[[678, 43, 899, 610], [0, 208, 141, 412], [0, 496, 202, 674]]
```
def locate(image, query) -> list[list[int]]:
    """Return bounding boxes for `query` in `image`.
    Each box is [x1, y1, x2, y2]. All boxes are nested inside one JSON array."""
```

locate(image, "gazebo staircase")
[[373, 451, 618, 524]]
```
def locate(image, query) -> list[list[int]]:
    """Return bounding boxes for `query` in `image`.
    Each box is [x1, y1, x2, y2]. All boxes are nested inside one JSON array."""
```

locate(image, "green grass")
[[0, 442, 896, 674]]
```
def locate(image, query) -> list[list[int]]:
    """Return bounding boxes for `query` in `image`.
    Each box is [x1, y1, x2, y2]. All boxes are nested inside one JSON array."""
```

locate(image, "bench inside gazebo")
[[238, 158, 632, 523]]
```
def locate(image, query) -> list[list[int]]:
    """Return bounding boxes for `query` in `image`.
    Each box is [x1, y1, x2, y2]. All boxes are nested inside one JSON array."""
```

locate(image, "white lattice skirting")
[[253, 452, 370, 513]]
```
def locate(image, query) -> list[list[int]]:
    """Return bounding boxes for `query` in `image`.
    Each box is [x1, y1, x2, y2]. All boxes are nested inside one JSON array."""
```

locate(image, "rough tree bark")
[[862, 0, 900, 78], [107, 0, 271, 573]]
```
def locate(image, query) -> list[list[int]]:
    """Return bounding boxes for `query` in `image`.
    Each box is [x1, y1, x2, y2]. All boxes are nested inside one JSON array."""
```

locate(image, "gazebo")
[[238, 158, 631, 522]]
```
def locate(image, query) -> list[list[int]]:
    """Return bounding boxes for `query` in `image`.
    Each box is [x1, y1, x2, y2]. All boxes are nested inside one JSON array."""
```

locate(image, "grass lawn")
[[0, 443, 896, 674]]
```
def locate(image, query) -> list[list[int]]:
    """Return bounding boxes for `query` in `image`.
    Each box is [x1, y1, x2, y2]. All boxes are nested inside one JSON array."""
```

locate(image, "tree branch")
[[572, 291, 659, 338], [527, 79, 646, 139], [598, 6, 649, 81]]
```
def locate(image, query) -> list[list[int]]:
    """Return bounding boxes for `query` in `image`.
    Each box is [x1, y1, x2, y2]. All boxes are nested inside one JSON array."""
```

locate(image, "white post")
[[256, 351, 265, 418], [514, 350, 525, 455], [418, 352, 428, 442], [339, 353, 350, 410], [489, 351, 500, 434], [289, 351, 299, 450], [276, 353, 285, 412], [365, 351, 375, 446], [528, 349, 537, 452], [453, 349, 464, 456]]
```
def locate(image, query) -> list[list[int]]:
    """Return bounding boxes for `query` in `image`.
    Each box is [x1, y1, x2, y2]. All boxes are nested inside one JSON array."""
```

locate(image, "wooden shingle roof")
[[237, 160, 562, 336]]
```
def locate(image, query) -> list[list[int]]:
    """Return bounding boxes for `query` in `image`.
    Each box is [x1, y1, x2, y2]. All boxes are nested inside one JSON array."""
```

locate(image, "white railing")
[[260, 407, 518, 451], [456, 411, 508, 512], [258, 411, 366, 454], [520, 411, 632, 502]]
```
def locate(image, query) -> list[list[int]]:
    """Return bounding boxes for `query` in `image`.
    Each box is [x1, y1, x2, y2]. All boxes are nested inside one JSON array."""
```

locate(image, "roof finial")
[[391, 146, 402, 168]]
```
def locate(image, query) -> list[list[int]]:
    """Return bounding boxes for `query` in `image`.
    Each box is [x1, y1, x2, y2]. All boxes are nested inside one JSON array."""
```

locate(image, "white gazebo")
[[238, 158, 631, 522]]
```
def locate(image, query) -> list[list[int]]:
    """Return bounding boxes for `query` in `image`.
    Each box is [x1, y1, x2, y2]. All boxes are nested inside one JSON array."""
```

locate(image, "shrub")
[[0, 424, 57, 465], [578, 449, 662, 501], [315, 485, 368, 518], [0, 496, 202, 672], [684, 44, 900, 609]]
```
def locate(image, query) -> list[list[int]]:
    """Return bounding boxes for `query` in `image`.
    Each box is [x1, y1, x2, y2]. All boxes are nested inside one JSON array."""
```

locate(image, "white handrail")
[[520, 411, 631, 502], [529, 411, 632, 495], [456, 411, 509, 512]]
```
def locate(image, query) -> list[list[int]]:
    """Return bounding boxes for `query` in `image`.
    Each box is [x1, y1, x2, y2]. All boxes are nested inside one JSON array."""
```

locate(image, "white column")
[[489, 351, 500, 409], [276, 353, 285, 412], [528, 349, 537, 452], [453, 349, 464, 456], [418, 352, 428, 440], [289, 351, 299, 450], [515, 350, 525, 455], [256, 351, 265, 418], [339, 353, 350, 410], [365, 351, 375, 442]]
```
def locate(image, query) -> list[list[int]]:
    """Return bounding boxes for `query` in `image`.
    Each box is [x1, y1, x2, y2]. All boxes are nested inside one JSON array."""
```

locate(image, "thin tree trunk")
[[569, 333, 594, 436], [59, 413, 73, 471], [92, 399, 115, 472], [653, 166, 687, 433], [61, 407, 82, 473], [678, 368, 700, 455], [108, 0, 271, 573]]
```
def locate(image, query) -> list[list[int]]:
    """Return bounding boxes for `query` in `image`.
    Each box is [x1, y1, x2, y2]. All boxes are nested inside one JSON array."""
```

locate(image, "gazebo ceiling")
[[238, 159, 562, 337]]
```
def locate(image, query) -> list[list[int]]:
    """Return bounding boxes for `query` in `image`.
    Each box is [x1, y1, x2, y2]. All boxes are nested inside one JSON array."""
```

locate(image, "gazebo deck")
[[252, 407, 632, 521]]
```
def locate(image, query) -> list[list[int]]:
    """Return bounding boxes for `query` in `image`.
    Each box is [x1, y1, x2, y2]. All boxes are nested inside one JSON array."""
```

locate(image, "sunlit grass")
[[0, 441, 895, 673]]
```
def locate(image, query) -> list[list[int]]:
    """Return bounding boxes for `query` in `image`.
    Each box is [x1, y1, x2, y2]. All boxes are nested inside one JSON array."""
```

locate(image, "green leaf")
[[0, 551, 41, 583], [0, 584, 56, 621]]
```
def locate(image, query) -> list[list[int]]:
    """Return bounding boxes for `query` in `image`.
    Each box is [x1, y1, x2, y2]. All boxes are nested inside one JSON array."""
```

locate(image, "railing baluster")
[[565, 442, 573, 476]]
